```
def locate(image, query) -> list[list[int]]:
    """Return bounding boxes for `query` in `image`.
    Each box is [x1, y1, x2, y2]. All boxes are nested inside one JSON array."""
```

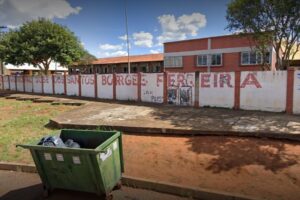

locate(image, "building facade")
[[69, 54, 163, 74], [163, 34, 277, 72]]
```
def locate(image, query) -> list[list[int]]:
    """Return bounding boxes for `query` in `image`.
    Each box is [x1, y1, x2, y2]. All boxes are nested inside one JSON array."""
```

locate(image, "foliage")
[[226, 0, 300, 69], [0, 19, 86, 74]]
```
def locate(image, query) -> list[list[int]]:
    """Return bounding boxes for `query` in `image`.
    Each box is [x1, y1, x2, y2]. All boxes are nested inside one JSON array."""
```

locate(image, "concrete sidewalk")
[[0, 170, 188, 200], [2, 92, 300, 140], [50, 101, 300, 139]]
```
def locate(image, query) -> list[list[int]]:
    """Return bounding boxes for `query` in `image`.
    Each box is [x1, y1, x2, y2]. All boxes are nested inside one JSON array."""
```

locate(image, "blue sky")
[[0, 0, 231, 58]]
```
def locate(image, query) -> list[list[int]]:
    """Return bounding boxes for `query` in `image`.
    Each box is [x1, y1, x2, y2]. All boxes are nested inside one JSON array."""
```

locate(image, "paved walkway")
[[2, 92, 300, 139], [0, 170, 187, 200]]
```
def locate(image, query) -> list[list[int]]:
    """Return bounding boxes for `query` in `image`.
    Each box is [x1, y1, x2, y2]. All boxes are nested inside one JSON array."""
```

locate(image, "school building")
[[163, 34, 277, 73], [69, 53, 163, 74]]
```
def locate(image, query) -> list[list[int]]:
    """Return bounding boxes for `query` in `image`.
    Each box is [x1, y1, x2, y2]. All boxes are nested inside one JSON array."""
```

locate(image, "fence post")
[[113, 73, 116, 100], [63, 72, 67, 95], [78, 74, 82, 97], [137, 72, 142, 102], [163, 72, 168, 104], [31, 76, 34, 93], [52, 74, 55, 94], [286, 68, 295, 114], [8, 75, 10, 90], [1, 75, 4, 90], [194, 71, 200, 107], [23, 75, 25, 92], [14, 75, 17, 91], [94, 73, 98, 99], [234, 70, 241, 110], [41, 76, 44, 94]]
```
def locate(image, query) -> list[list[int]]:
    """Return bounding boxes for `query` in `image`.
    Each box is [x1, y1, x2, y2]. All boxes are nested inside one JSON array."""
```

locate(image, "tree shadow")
[[186, 136, 299, 173]]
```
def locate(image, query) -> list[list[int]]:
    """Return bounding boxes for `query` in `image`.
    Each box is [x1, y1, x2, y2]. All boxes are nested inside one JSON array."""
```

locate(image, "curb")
[[0, 162, 255, 200], [49, 120, 300, 142]]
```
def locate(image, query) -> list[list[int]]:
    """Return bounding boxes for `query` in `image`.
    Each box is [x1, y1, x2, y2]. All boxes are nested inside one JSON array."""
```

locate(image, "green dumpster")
[[17, 129, 124, 200]]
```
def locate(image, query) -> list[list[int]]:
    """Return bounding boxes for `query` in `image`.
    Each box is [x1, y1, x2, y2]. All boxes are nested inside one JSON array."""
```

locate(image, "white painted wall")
[[293, 70, 300, 114], [33, 76, 42, 93], [240, 71, 287, 112], [141, 73, 164, 103], [167, 73, 195, 106], [54, 75, 65, 95], [199, 72, 235, 108], [16, 76, 24, 92], [66, 75, 79, 96], [3, 76, 9, 90], [116, 73, 138, 101], [97, 74, 113, 99], [43, 76, 53, 94], [81, 75, 95, 98], [24, 76, 33, 92], [9, 76, 16, 91]]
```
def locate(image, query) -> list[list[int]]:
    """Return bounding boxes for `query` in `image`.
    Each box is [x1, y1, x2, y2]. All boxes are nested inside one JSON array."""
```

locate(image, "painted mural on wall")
[[67, 75, 79, 96], [167, 73, 195, 106], [199, 72, 235, 108], [141, 73, 164, 103]]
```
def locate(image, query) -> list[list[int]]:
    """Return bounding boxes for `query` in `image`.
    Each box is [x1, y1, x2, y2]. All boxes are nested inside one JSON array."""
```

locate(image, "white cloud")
[[98, 50, 128, 58], [99, 43, 123, 51], [132, 31, 153, 48], [0, 0, 81, 27], [156, 12, 206, 45], [149, 49, 161, 54], [119, 34, 129, 41]]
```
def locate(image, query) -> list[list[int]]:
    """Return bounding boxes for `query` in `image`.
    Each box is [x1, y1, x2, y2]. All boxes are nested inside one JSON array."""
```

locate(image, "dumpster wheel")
[[42, 185, 50, 198], [105, 192, 113, 200]]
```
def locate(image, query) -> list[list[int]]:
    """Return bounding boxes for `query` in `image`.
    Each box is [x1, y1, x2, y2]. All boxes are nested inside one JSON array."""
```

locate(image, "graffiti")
[[141, 73, 164, 103], [167, 73, 194, 106], [201, 73, 233, 88]]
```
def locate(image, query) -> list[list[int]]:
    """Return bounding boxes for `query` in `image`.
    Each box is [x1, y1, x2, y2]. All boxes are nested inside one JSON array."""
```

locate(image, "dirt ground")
[[123, 134, 300, 200]]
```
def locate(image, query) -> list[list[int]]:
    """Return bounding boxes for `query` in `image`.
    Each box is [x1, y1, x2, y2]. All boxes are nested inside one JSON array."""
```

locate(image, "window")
[[241, 51, 270, 65], [164, 56, 183, 68], [197, 55, 207, 66], [104, 67, 108, 74], [197, 54, 222, 66], [141, 65, 149, 73], [123, 67, 128, 73], [132, 67, 137, 73]]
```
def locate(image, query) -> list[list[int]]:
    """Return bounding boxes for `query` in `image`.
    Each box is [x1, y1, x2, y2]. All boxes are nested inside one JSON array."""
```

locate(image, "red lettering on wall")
[[116, 75, 124, 85], [125, 75, 132, 85], [168, 74, 175, 87], [141, 74, 147, 86], [240, 73, 262, 88], [201, 74, 210, 88], [132, 74, 137, 86], [220, 74, 233, 88]]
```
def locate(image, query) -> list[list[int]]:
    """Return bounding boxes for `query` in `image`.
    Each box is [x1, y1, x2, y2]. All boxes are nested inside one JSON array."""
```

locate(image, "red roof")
[[92, 53, 163, 65]]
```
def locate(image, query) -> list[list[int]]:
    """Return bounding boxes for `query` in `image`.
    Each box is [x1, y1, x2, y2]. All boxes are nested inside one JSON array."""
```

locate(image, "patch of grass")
[[0, 99, 76, 163]]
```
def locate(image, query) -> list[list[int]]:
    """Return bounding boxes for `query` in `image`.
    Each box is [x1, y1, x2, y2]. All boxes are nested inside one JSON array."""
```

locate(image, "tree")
[[0, 19, 86, 74], [226, 0, 300, 70]]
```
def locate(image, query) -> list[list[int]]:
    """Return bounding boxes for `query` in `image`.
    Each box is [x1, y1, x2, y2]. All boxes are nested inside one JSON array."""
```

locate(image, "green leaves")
[[0, 18, 87, 74]]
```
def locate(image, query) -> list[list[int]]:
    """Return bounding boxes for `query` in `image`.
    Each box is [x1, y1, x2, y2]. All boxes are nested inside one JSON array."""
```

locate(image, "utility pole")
[[124, 0, 130, 74], [0, 26, 7, 75]]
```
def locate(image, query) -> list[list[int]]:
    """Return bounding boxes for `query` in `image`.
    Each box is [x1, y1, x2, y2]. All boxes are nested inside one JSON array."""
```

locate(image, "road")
[[0, 170, 188, 200]]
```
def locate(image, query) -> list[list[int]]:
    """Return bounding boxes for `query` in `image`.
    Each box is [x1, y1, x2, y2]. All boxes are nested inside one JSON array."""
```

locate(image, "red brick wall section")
[[63, 72, 67, 95], [113, 73, 116, 100], [163, 72, 168, 104], [52, 74, 55, 94], [234, 70, 241, 110], [94, 73, 98, 98], [164, 38, 208, 53], [78, 74, 82, 97], [41, 76, 44, 94], [22, 75, 25, 92], [137, 72, 142, 102], [286, 68, 295, 114]]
